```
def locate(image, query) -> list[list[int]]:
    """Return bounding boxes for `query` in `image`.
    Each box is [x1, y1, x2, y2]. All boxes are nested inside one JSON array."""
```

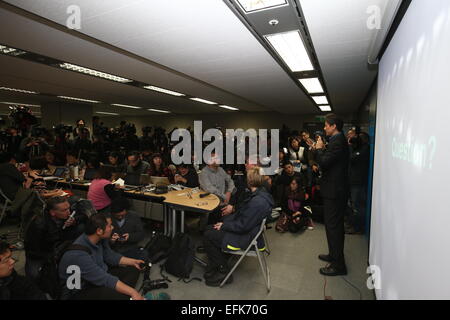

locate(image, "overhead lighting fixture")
[[59, 63, 132, 83], [111, 103, 142, 109], [96, 111, 119, 116], [148, 108, 171, 114], [58, 96, 100, 103], [0, 44, 23, 55], [319, 105, 332, 112], [312, 96, 329, 105], [0, 87, 38, 94], [236, 0, 288, 13], [219, 105, 239, 111], [0, 102, 40, 107], [265, 30, 314, 72], [299, 78, 324, 94], [189, 98, 217, 105], [143, 85, 185, 97]]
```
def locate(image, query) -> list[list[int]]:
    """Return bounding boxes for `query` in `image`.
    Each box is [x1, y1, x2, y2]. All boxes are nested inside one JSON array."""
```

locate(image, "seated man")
[[199, 152, 235, 225], [0, 241, 48, 300], [126, 151, 150, 175], [0, 152, 31, 201], [174, 163, 199, 188], [203, 167, 273, 287], [58, 213, 144, 300], [24, 196, 83, 283], [109, 198, 147, 261]]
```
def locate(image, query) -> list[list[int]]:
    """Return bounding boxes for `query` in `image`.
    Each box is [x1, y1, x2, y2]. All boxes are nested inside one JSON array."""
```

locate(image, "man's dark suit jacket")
[[315, 132, 350, 199]]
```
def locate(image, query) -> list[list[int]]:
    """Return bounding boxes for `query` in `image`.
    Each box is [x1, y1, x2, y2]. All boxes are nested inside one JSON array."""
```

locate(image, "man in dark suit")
[[313, 114, 350, 276]]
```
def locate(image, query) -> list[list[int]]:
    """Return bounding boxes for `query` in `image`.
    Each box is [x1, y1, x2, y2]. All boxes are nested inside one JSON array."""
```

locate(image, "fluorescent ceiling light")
[[299, 78, 324, 94], [265, 30, 314, 72], [143, 85, 185, 97], [0, 102, 40, 107], [59, 63, 132, 83], [236, 0, 288, 13], [111, 103, 142, 109], [148, 108, 171, 113], [312, 96, 329, 105], [219, 105, 239, 111], [96, 111, 119, 116], [319, 105, 332, 112], [58, 96, 100, 103], [189, 98, 217, 105], [0, 45, 25, 56], [0, 87, 38, 94]]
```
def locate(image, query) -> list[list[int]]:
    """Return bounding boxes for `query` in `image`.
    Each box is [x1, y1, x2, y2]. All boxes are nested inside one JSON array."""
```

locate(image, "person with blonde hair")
[[202, 166, 274, 287]]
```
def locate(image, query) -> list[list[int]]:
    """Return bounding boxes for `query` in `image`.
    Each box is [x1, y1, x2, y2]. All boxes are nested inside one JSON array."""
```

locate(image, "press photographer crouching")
[[110, 198, 148, 261], [58, 213, 145, 300]]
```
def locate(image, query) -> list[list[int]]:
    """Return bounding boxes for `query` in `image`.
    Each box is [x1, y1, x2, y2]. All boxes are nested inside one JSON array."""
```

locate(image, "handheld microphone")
[[62, 210, 76, 230], [199, 192, 211, 198]]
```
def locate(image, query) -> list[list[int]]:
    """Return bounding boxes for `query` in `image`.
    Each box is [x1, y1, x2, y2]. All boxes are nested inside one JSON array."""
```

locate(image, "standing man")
[[313, 114, 350, 276]]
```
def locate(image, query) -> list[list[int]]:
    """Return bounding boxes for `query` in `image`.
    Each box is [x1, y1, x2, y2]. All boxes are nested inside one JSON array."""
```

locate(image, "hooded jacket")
[[221, 188, 274, 251]]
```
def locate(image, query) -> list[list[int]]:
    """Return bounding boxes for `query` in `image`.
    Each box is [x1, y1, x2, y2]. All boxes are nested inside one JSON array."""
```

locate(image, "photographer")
[[70, 127, 92, 161], [58, 213, 144, 300], [6, 127, 23, 158], [73, 119, 90, 139], [139, 126, 154, 152], [109, 198, 147, 261], [19, 129, 49, 160]]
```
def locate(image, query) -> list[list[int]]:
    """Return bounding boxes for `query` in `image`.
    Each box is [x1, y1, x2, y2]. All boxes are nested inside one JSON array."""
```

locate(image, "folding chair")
[[220, 218, 271, 292], [0, 188, 13, 225]]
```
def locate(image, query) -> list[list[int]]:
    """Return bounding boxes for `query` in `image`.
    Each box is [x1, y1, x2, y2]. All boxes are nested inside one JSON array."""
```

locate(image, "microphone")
[[62, 210, 76, 230], [199, 192, 211, 198]]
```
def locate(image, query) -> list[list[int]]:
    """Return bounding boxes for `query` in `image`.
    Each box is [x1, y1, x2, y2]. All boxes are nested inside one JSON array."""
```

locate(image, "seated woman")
[[287, 136, 308, 172], [87, 166, 123, 213], [28, 156, 67, 199], [278, 176, 314, 233], [202, 167, 274, 287], [107, 152, 126, 173], [147, 153, 173, 183]]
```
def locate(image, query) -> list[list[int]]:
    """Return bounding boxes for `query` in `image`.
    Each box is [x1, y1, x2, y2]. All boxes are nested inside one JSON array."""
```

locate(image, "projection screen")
[[370, 0, 450, 299]]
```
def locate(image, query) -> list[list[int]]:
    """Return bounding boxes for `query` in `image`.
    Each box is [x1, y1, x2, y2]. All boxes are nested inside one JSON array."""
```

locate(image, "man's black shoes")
[[205, 265, 233, 287], [319, 265, 347, 276], [318, 254, 333, 262]]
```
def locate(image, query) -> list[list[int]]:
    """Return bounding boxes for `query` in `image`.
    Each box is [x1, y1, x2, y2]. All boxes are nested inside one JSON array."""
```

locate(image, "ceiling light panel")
[[143, 85, 185, 97], [236, 0, 288, 13], [58, 96, 100, 103], [59, 63, 132, 83], [219, 105, 239, 111], [148, 108, 171, 113], [299, 78, 324, 94], [0, 87, 38, 94], [189, 98, 217, 105], [312, 96, 329, 105], [265, 30, 314, 72], [111, 103, 142, 109], [96, 112, 119, 115], [319, 105, 332, 112]]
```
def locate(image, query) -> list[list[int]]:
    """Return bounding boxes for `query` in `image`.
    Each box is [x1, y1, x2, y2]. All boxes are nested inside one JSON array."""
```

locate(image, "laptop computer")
[[43, 167, 67, 181], [150, 176, 170, 186]]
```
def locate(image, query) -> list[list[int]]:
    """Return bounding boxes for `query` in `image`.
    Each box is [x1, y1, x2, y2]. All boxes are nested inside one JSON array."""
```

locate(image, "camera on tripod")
[[139, 260, 169, 294]]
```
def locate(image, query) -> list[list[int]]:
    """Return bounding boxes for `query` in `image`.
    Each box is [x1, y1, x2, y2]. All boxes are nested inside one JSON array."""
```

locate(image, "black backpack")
[[37, 242, 91, 300], [162, 233, 197, 280], [144, 232, 172, 264]]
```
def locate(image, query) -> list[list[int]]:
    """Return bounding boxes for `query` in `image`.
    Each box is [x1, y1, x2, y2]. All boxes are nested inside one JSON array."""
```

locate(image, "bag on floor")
[[275, 213, 289, 233], [163, 233, 197, 281], [144, 233, 172, 264]]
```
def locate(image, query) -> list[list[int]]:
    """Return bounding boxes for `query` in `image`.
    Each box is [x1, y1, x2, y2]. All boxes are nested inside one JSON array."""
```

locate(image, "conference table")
[[50, 179, 220, 240]]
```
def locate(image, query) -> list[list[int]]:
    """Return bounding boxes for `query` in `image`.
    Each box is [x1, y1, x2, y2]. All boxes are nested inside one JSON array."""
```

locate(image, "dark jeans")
[[120, 247, 149, 261], [323, 195, 347, 269], [350, 185, 367, 232], [69, 266, 140, 300], [203, 225, 229, 268]]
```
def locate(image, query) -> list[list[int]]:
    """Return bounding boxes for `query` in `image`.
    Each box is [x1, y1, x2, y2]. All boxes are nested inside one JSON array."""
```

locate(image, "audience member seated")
[[202, 167, 273, 287], [58, 213, 144, 300], [0, 152, 31, 201], [109, 198, 147, 261], [147, 153, 173, 183], [0, 241, 47, 300], [44, 150, 59, 172], [174, 164, 199, 188], [199, 152, 235, 225], [107, 152, 126, 173], [66, 151, 86, 178], [287, 136, 308, 172], [126, 151, 150, 175], [279, 176, 313, 233], [88, 167, 123, 213], [24, 197, 83, 283], [28, 157, 66, 199]]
